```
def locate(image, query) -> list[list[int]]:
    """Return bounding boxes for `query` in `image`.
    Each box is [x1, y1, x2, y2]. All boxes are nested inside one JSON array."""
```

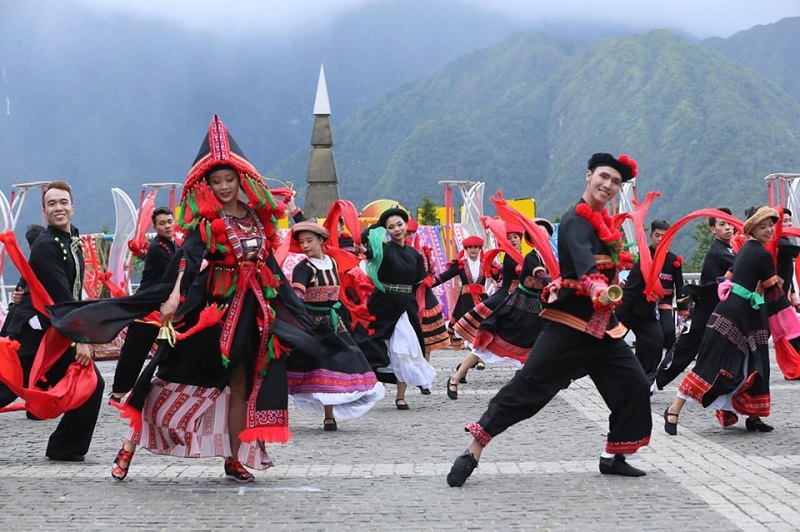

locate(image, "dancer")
[[451, 224, 521, 382], [432, 235, 494, 344], [650, 220, 688, 353], [617, 225, 664, 386], [352, 208, 436, 410], [288, 220, 384, 431], [0, 181, 105, 461], [447, 153, 652, 486], [664, 206, 779, 434], [109, 207, 178, 403], [49, 116, 316, 482], [655, 208, 735, 390], [777, 208, 800, 308], [446, 221, 554, 399]]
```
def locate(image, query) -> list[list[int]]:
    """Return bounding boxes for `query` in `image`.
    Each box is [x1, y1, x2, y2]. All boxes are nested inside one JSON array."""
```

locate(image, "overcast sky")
[[73, 0, 800, 39]]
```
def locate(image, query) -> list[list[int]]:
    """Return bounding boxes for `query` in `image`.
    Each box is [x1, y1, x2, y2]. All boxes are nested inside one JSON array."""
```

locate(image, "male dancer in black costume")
[[0, 181, 105, 461], [109, 207, 177, 402], [447, 153, 652, 486], [655, 208, 735, 390], [651, 220, 688, 354]]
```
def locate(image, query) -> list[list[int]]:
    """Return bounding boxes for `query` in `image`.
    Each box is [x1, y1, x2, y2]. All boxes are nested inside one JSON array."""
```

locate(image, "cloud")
[[73, 0, 800, 38], [72, 0, 375, 36], [461, 0, 800, 38]]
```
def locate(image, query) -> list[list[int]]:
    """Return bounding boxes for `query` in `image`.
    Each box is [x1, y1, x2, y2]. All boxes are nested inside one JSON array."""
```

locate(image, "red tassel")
[[111, 401, 143, 432], [239, 426, 292, 445], [175, 304, 225, 341]]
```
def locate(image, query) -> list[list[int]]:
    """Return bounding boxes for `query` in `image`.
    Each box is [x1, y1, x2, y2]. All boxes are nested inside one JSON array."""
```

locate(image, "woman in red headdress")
[[48, 116, 318, 483], [432, 235, 497, 342], [450, 224, 522, 384], [445, 221, 554, 399]]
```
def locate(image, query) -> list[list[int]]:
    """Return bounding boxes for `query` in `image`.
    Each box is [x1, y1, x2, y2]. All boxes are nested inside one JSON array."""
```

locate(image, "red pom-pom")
[[617, 154, 638, 178], [210, 219, 226, 235], [222, 254, 236, 266], [199, 208, 216, 220], [674, 255, 684, 267]]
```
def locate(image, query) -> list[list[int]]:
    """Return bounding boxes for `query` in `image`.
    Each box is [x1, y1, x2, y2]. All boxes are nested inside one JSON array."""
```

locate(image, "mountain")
[[0, 0, 632, 231], [272, 29, 800, 255], [703, 17, 800, 102]]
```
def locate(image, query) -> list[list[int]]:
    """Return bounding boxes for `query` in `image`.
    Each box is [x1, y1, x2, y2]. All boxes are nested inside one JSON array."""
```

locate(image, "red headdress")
[[178, 115, 286, 249], [406, 218, 419, 232], [462, 235, 484, 248]]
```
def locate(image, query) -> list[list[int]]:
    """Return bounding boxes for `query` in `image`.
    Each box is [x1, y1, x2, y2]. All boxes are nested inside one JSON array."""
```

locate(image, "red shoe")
[[111, 447, 135, 481], [224, 458, 255, 483]]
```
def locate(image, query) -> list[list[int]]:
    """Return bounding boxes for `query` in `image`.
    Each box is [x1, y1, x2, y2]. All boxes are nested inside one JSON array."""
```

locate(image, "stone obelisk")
[[303, 64, 341, 219]]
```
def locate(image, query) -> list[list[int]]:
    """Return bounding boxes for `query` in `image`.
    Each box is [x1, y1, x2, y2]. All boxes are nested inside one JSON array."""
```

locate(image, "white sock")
[[600, 451, 615, 459]]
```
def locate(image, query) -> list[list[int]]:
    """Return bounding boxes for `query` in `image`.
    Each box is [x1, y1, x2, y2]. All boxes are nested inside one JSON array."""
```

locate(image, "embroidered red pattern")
[[466, 421, 492, 447]]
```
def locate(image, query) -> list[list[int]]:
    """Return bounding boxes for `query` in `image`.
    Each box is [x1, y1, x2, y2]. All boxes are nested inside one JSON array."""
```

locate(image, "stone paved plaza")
[[2, 348, 800, 530]]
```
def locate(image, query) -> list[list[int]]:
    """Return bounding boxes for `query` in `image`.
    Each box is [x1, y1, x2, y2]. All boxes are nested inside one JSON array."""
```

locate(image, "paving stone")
[[0, 350, 797, 529]]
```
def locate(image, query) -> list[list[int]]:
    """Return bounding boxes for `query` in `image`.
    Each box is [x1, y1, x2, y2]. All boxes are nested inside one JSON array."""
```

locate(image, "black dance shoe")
[[323, 418, 338, 431], [599, 455, 646, 477], [395, 398, 410, 410], [663, 407, 678, 436], [446, 379, 458, 400], [745, 418, 774, 432], [418, 386, 431, 395], [447, 450, 479, 487]]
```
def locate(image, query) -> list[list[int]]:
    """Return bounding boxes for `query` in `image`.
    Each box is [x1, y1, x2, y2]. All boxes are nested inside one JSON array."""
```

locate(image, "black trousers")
[[626, 318, 664, 385], [655, 307, 711, 390], [0, 324, 105, 457], [112, 320, 158, 394], [659, 308, 676, 352], [476, 321, 651, 451]]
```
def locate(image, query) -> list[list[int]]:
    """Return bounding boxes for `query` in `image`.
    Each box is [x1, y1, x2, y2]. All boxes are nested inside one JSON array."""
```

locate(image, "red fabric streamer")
[[481, 216, 524, 269], [324, 200, 362, 247], [645, 209, 743, 302], [339, 268, 375, 333], [128, 190, 156, 260], [490, 191, 559, 278], [618, 191, 661, 299], [0, 231, 99, 418]]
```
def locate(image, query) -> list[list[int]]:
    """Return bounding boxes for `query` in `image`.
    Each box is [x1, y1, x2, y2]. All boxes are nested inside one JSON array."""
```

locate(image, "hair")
[[204, 164, 238, 182], [151, 206, 173, 224], [25, 224, 46, 248], [743, 205, 761, 220], [708, 207, 732, 227], [650, 220, 670, 233], [784, 208, 793, 217], [42, 180, 73, 207]]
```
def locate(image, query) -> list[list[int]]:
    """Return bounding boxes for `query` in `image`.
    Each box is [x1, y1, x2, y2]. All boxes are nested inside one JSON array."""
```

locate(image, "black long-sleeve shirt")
[[8, 225, 84, 332], [138, 235, 177, 290]]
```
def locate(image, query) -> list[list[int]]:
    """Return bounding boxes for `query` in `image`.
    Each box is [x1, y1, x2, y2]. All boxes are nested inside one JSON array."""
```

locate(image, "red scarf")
[[575, 203, 633, 270]]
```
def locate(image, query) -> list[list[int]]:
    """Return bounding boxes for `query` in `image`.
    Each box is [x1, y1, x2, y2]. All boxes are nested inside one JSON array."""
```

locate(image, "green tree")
[[417, 193, 440, 226], [686, 221, 713, 272]]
